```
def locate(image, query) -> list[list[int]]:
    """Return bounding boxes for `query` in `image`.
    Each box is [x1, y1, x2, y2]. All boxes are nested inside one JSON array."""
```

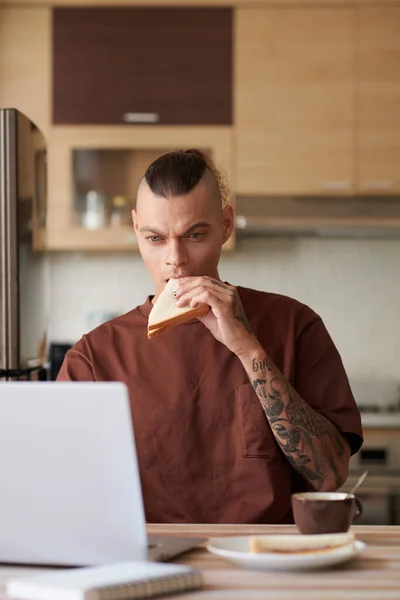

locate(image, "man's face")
[[132, 178, 234, 299]]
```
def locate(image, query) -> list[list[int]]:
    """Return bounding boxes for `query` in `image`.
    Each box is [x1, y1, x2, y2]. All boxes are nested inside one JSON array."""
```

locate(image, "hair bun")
[[184, 149, 203, 157]]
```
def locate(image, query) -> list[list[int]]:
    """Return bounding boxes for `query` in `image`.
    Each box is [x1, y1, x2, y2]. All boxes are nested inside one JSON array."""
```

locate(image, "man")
[[58, 149, 363, 524]]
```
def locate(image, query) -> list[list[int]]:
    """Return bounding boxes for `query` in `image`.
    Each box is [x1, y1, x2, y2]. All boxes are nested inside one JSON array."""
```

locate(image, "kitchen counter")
[[361, 413, 400, 428], [0, 525, 399, 599], [151, 524, 400, 600]]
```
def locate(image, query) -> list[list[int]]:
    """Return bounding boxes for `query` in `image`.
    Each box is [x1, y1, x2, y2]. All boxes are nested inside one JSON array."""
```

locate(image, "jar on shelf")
[[81, 190, 107, 230], [110, 195, 132, 228]]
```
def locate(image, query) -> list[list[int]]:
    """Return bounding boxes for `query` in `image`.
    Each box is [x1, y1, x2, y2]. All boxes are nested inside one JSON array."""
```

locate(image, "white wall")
[[48, 237, 400, 380]]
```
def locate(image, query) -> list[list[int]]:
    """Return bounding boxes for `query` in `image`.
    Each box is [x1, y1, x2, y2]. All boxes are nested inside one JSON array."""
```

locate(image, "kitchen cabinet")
[[3, 0, 400, 6], [53, 7, 232, 125], [46, 125, 235, 251], [347, 428, 400, 525], [0, 7, 51, 135], [0, 7, 234, 252], [235, 7, 355, 196], [3, 3, 400, 252], [356, 6, 400, 194]]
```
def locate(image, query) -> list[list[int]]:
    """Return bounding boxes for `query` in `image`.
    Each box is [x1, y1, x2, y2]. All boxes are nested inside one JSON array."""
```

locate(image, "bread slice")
[[249, 532, 355, 554], [147, 322, 180, 339], [147, 278, 209, 339]]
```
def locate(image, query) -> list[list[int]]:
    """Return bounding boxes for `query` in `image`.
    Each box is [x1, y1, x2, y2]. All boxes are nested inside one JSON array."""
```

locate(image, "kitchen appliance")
[[48, 342, 72, 381], [342, 379, 400, 525], [0, 109, 48, 381]]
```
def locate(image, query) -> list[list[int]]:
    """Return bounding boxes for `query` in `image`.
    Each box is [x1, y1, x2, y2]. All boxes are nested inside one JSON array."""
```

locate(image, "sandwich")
[[249, 532, 355, 555], [147, 278, 209, 339]]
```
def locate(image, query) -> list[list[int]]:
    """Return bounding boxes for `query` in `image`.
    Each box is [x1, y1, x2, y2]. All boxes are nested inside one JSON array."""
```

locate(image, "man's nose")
[[165, 240, 188, 266]]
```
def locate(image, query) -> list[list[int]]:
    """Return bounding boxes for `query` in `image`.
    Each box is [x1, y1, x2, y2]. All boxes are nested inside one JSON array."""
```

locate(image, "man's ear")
[[222, 204, 235, 244]]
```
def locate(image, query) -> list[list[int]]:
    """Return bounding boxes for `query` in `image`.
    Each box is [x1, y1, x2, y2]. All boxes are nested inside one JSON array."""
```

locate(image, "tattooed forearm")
[[246, 353, 350, 491]]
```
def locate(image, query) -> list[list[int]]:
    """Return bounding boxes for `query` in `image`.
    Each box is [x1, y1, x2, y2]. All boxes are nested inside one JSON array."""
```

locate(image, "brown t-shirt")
[[57, 286, 363, 524]]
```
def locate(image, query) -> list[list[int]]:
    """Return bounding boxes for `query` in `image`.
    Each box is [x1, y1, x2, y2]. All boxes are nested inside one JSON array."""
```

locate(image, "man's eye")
[[147, 236, 162, 243], [188, 232, 203, 240]]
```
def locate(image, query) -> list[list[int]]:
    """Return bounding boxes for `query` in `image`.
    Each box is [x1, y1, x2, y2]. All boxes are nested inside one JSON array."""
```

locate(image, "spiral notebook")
[[6, 561, 203, 600]]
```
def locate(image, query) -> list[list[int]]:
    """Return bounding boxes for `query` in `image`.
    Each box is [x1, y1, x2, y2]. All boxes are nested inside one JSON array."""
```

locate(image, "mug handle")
[[352, 496, 363, 522]]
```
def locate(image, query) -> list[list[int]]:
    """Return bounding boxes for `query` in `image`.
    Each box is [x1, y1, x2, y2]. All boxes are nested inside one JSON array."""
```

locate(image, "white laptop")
[[0, 382, 202, 566]]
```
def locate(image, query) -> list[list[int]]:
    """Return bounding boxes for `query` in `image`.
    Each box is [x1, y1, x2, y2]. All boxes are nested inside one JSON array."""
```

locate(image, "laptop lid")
[[0, 381, 148, 566]]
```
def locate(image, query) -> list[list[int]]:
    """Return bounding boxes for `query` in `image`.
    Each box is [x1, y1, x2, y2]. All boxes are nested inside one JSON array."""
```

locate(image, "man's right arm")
[[56, 339, 95, 381]]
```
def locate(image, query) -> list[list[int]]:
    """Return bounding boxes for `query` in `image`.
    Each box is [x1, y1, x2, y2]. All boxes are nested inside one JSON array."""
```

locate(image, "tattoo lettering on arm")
[[249, 357, 348, 490]]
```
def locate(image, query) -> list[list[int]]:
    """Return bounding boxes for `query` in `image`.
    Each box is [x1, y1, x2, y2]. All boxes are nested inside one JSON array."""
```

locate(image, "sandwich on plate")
[[249, 532, 355, 554], [147, 278, 209, 339]]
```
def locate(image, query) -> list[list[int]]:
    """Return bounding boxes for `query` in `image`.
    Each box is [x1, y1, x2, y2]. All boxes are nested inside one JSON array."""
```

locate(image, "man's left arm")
[[238, 345, 350, 492], [175, 276, 355, 493]]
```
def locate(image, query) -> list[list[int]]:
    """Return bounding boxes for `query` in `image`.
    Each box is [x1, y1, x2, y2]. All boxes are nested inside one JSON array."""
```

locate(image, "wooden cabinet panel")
[[47, 125, 235, 251], [4, 0, 400, 6], [0, 8, 51, 134], [357, 7, 400, 194], [53, 7, 232, 125], [235, 8, 355, 195]]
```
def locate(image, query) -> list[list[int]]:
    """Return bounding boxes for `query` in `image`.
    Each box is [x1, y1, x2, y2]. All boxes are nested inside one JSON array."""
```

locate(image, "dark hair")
[[143, 149, 230, 206]]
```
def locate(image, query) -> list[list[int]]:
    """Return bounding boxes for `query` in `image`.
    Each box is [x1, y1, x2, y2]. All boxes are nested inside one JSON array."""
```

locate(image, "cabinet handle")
[[321, 181, 351, 191], [123, 112, 159, 124], [360, 180, 394, 191]]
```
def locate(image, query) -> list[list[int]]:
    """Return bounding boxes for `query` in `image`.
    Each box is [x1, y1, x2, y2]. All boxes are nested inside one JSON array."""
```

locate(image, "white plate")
[[206, 536, 366, 571]]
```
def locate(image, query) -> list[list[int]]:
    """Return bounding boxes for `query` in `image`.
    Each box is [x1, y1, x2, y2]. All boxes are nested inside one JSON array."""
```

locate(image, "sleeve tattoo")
[[251, 357, 348, 490]]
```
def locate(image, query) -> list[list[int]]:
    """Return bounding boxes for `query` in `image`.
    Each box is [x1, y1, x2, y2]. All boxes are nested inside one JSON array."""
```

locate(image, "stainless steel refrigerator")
[[0, 108, 48, 381]]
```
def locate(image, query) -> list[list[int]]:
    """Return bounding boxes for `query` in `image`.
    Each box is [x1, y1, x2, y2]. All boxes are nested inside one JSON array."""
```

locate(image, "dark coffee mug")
[[291, 492, 363, 535]]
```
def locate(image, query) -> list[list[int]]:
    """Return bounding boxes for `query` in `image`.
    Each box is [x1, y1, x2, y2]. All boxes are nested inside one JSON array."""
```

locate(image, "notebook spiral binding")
[[94, 571, 202, 600]]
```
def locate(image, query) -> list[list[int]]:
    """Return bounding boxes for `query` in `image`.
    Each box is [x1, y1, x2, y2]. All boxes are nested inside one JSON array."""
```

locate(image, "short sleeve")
[[56, 336, 95, 382], [294, 314, 363, 455]]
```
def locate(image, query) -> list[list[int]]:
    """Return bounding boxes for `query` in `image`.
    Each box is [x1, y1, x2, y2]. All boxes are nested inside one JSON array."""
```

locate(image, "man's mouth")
[[165, 275, 188, 282]]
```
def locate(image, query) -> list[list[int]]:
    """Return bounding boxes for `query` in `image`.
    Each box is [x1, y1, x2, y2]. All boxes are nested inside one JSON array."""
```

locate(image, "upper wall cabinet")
[[52, 7, 232, 125], [0, 8, 51, 135], [235, 8, 355, 196], [4, 0, 400, 6], [357, 7, 400, 194]]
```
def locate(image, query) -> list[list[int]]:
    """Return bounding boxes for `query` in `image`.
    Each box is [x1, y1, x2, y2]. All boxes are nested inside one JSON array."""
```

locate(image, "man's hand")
[[174, 276, 259, 357]]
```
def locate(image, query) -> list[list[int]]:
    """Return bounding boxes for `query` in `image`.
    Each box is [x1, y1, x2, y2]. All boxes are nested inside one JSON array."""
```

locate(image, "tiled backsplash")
[[48, 237, 400, 379]]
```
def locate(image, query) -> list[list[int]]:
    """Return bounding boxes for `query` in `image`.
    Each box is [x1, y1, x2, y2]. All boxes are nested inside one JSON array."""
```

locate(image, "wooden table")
[[149, 524, 400, 600], [0, 525, 398, 600]]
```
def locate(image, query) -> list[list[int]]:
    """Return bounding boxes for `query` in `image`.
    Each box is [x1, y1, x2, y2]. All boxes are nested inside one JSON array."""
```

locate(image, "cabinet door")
[[357, 7, 400, 194], [53, 7, 232, 125], [47, 125, 234, 251], [235, 8, 355, 195], [0, 8, 51, 134]]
